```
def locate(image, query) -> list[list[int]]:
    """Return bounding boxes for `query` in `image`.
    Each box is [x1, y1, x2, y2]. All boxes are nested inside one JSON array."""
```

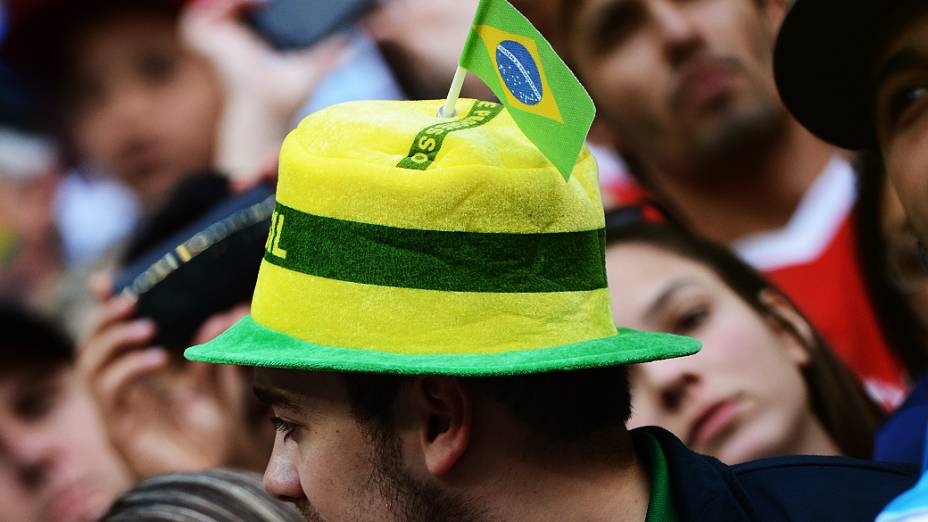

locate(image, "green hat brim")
[[185, 315, 700, 376]]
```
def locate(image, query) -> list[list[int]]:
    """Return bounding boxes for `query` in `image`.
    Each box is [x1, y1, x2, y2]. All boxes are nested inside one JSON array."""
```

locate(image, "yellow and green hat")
[[184, 99, 699, 375]]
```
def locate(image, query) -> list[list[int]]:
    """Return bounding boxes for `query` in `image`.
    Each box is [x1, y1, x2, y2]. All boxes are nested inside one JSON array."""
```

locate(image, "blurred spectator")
[[2, 0, 341, 269], [774, 0, 928, 468], [101, 469, 302, 521], [0, 300, 131, 522], [606, 220, 883, 464], [854, 152, 928, 382], [4, 0, 223, 210], [0, 127, 62, 304], [79, 174, 274, 479], [559, 0, 908, 407]]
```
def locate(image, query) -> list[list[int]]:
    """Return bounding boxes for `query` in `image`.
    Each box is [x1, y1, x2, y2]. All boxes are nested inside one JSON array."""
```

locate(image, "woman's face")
[[607, 243, 816, 464]]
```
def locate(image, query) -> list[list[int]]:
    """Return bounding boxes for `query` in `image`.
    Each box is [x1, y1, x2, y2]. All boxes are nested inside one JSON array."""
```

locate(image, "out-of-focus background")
[[0, 1, 926, 521]]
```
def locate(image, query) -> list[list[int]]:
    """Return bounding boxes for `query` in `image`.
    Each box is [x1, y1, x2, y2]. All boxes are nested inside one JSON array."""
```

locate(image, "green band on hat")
[[263, 203, 607, 293], [396, 100, 505, 170]]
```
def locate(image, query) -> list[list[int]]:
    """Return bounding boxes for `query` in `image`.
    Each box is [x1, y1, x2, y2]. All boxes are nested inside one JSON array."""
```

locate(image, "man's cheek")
[[888, 145, 928, 242]]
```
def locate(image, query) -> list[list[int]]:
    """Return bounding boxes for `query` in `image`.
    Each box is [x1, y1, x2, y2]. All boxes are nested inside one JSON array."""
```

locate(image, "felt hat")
[[185, 99, 699, 375]]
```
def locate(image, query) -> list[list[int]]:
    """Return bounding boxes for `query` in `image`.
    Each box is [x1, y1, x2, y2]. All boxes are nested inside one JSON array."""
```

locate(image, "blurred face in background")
[[607, 243, 831, 464], [566, 0, 788, 175], [0, 364, 131, 522], [65, 8, 222, 209], [873, 5, 928, 246], [880, 177, 928, 325]]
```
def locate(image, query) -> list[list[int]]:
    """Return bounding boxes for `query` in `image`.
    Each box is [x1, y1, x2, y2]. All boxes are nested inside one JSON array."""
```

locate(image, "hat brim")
[[184, 315, 700, 376], [774, 1, 895, 150]]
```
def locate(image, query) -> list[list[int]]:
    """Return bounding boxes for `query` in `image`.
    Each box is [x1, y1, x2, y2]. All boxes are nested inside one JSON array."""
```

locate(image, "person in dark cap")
[[774, 0, 928, 467], [774, 0, 928, 248], [0, 301, 132, 522]]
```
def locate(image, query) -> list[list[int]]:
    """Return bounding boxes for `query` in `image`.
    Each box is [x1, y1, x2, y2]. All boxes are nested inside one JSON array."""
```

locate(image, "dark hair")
[[0, 299, 73, 370], [605, 219, 884, 459], [853, 150, 928, 378], [101, 469, 303, 522], [342, 366, 631, 448]]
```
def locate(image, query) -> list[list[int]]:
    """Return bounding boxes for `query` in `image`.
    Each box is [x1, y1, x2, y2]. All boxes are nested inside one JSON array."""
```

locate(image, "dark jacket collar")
[[634, 426, 759, 521]]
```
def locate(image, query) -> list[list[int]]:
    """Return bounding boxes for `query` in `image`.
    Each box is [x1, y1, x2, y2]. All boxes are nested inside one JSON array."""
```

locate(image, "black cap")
[[114, 175, 274, 350], [774, 0, 898, 150]]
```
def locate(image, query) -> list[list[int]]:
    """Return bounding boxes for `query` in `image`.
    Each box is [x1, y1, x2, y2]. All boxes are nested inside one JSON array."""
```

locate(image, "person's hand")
[[180, 0, 346, 183], [78, 274, 254, 478]]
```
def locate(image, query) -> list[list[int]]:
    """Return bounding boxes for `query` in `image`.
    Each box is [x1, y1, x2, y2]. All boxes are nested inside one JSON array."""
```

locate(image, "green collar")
[[637, 431, 680, 522]]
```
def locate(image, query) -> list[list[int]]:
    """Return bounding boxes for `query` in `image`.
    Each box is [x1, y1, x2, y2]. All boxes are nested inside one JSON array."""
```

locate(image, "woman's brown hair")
[[605, 216, 885, 459]]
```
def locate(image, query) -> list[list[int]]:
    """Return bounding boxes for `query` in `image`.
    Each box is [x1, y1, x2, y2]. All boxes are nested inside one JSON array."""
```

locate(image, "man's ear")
[[759, 289, 813, 367], [410, 376, 472, 477]]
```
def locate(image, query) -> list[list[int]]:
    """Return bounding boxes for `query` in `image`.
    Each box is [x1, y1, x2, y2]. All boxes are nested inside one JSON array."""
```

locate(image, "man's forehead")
[[253, 368, 346, 407]]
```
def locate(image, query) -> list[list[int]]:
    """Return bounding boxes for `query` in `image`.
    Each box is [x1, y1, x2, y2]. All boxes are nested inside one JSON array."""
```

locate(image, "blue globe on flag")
[[495, 40, 543, 106]]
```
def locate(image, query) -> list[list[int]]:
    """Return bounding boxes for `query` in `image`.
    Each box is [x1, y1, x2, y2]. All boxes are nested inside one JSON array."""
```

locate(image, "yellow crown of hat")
[[185, 99, 698, 375]]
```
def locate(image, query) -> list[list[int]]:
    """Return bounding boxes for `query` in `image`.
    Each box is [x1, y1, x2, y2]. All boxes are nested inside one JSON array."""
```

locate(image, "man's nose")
[[108, 84, 154, 127], [263, 447, 304, 502], [651, 0, 704, 65]]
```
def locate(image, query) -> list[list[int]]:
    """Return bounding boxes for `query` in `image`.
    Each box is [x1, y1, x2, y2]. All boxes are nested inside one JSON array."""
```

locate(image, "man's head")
[[184, 99, 700, 520], [871, 3, 928, 246], [0, 302, 131, 522], [254, 367, 631, 521], [563, 0, 789, 179], [4, 0, 223, 209], [774, 0, 928, 242]]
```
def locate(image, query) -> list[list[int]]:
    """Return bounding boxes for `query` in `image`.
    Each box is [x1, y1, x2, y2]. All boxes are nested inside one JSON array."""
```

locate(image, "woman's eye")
[[271, 416, 299, 441], [672, 306, 708, 334], [887, 84, 928, 129]]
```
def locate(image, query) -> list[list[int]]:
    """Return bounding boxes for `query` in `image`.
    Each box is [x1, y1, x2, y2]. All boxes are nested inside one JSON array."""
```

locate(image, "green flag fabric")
[[458, 0, 596, 180]]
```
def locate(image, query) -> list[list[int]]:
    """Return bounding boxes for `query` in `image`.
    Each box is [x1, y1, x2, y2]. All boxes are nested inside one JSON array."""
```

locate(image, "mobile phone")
[[245, 0, 377, 50]]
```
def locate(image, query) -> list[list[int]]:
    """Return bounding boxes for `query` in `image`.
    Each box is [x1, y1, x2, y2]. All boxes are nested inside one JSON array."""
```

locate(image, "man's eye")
[[271, 416, 299, 441], [887, 85, 928, 129]]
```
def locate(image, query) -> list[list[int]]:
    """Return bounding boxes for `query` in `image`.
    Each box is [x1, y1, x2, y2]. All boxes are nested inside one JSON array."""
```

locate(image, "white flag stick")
[[439, 66, 468, 118]]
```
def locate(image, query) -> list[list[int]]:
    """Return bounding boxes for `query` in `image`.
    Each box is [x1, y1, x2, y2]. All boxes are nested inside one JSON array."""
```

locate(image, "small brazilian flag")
[[458, 0, 595, 180]]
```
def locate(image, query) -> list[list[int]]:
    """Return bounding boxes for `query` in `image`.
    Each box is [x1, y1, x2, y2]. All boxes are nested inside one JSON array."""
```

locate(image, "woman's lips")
[[687, 397, 740, 448]]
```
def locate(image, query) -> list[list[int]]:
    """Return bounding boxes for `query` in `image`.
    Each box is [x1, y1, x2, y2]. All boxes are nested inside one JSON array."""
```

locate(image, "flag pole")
[[439, 66, 467, 118]]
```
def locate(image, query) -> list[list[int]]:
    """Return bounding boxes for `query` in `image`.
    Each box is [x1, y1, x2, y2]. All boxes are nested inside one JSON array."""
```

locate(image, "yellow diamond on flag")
[[475, 24, 564, 123]]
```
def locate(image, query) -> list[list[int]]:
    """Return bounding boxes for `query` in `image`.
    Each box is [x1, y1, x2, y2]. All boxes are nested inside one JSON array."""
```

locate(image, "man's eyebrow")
[[874, 47, 928, 91], [643, 280, 697, 323], [253, 386, 301, 412]]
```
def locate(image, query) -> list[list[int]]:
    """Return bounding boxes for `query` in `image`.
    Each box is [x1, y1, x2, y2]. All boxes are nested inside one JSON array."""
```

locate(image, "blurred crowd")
[[1, 0, 927, 521]]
